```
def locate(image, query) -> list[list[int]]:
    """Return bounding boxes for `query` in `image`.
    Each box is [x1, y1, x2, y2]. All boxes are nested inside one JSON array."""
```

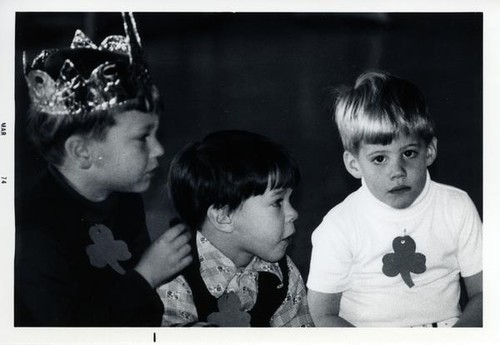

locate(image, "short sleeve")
[[455, 194, 482, 277], [307, 212, 354, 293]]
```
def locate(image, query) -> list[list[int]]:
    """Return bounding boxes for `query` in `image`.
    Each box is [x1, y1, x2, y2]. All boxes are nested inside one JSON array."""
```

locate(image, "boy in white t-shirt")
[[307, 71, 482, 327]]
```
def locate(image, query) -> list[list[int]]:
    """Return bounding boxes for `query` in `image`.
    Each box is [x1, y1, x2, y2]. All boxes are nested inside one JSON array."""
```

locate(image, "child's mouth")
[[389, 186, 411, 194], [145, 165, 159, 176], [281, 236, 293, 246]]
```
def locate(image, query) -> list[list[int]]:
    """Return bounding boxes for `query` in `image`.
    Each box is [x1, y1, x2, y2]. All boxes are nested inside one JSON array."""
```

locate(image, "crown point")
[[71, 29, 98, 50], [100, 35, 130, 55]]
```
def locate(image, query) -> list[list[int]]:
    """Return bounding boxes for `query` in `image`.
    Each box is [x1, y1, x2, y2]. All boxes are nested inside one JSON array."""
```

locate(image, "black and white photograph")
[[1, 1, 499, 344]]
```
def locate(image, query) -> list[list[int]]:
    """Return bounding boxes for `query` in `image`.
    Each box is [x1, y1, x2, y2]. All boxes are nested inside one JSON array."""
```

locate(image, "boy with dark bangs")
[[157, 130, 313, 327], [307, 71, 482, 327]]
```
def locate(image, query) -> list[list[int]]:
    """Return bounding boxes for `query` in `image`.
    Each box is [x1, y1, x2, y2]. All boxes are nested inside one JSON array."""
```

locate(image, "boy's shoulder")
[[429, 179, 477, 214], [323, 185, 366, 220], [430, 179, 474, 206], [431, 179, 470, 197], [16, 166, 144, 228]]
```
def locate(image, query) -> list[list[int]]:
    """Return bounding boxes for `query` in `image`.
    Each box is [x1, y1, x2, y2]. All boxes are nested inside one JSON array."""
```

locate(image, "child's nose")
[[286, 203, 299, 223], [390, 158, 407, 180], [150, 136, 164, 158]]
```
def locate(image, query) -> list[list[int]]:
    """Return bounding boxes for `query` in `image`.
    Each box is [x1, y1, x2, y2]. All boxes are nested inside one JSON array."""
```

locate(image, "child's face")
[[344, 134, 437, 209], [230, 186, 298, 266], [89, 110, 164, 197]]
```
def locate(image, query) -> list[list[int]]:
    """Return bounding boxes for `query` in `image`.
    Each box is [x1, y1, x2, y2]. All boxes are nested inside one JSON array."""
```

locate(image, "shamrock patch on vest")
[[85, 224, 131, 275], [382, 231, 426, 288], [207, 292, 251, 327]]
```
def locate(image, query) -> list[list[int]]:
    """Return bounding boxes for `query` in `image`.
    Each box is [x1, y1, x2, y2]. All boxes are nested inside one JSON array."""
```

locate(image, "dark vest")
[[182, 240, 289, 327]]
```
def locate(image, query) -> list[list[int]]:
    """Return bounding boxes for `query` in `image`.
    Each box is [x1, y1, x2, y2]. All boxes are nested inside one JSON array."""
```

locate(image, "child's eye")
[[403, 150, 418, 158], [138, 134, 149, 142], [272, 199, 283, 208], [372, 155, 386, 164]]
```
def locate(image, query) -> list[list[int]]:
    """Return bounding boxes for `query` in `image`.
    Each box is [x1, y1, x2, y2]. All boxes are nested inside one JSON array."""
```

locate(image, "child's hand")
[[135, 223, 193, 288]]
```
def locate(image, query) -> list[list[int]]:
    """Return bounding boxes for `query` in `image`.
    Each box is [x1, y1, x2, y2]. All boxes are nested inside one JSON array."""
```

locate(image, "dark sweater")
[[14, 166, 164, 326]]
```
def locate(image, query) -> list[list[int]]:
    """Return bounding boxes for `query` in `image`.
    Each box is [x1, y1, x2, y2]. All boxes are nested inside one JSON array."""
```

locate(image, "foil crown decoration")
[[24, 13, 156, 116]]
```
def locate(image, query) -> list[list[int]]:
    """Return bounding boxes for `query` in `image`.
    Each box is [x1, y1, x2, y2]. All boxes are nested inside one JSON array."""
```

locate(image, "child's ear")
[[425, 137, 438, 167], [343, 150, 363, 179], [64, 135, 92, 169], [206, 205, 234, 233]]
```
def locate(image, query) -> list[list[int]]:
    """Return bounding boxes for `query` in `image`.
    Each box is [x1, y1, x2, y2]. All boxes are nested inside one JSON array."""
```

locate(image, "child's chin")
[[122, 181, 151, 194], [386, 194, 417, 209], [262, 248, 287, 263], [391, 199, 415, 209]]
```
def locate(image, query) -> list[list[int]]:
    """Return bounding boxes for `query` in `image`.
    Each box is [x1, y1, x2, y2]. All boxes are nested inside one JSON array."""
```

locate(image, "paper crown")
[[23, 12, 158, 116]]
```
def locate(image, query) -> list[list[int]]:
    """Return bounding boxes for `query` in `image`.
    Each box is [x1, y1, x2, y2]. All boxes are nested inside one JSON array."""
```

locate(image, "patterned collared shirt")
[[157, 232, 313, 327]]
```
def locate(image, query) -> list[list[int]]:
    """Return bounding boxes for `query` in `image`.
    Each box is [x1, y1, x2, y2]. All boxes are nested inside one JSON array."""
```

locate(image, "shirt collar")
[[360, 170, 433, 217], [196, 231, 283, 298], [48, 164, 117, 219]]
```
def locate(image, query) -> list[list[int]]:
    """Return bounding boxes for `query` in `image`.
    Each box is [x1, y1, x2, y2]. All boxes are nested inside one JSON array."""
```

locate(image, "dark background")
[[15, 12, 482, 279]]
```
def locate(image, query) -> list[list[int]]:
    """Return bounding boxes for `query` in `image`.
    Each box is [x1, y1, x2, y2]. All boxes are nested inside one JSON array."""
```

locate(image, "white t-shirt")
[[307, 174, 482, 327]]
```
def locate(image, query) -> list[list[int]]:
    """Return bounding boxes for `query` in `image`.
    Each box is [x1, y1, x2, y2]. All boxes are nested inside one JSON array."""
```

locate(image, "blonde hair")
[[334, 71, 435, 153]]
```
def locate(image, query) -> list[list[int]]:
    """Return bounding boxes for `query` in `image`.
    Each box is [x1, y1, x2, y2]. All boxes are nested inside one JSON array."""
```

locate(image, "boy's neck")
[[55, 165, 110, 202], [200, 228, 255, 269]]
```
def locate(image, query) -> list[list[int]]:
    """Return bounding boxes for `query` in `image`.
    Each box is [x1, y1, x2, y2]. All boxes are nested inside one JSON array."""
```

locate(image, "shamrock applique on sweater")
[[85, 224, 132, 275]]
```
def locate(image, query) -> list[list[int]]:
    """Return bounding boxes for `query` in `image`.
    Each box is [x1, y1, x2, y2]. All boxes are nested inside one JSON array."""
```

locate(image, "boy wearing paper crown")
[[15, 13, 192, 326]]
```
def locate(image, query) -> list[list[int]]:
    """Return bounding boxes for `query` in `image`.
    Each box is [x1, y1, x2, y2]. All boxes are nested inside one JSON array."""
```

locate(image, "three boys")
[[16, 13, 481, 328]]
